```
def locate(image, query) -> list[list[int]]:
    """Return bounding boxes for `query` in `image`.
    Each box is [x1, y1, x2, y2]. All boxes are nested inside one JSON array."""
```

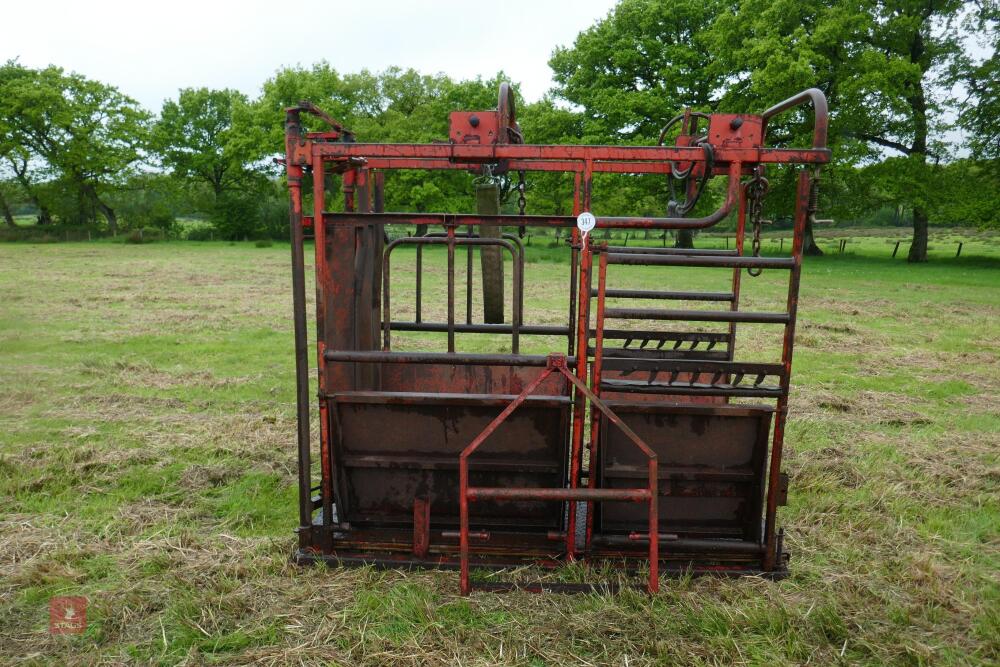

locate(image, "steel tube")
[[467, 487, 651, 502], [761, 88, 829, 148], [285, 108, 314, 546], [591, 289, 734, 302], [310, 141, 831, 165], [593, 535, 765, 554], [324, 350, 575, 367], [763, 170, 810, 569], [603, 308, 790, 324], [600, 380, 782, 398], [606, 254, 795, 269], [604, 246, 738, 256], [388, 321, 568, 336]]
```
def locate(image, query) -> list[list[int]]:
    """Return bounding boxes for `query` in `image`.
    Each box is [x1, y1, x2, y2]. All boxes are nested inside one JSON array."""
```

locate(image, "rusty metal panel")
[[595, 402, 772, 540], [330, 393, 570, 529]]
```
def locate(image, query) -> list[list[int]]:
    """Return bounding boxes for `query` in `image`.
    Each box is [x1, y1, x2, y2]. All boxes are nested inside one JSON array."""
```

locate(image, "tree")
[[153, 88, 254, 199], [153, 87, 283, 239], [954, 2, 999, 160], [549, 0, 727, 247], [0, 63, 55, 225], [0, 61, 149, 232], [238, 63, 517, 219], [714, 0, 966, 261]]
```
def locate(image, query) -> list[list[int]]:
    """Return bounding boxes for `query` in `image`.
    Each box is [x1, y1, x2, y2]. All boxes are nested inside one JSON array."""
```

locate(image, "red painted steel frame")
[[459, 354, 659, 594], [284, 86, 830, 593]]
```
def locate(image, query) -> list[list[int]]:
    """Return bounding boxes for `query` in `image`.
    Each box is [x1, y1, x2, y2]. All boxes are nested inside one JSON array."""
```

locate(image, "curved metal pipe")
[[382, 236, 522, 352], [761, 88, 829, 149]]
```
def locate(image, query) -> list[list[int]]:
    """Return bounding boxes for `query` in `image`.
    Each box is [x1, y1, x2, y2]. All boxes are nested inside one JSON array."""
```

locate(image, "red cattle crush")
[[283, 84, 830, 593]]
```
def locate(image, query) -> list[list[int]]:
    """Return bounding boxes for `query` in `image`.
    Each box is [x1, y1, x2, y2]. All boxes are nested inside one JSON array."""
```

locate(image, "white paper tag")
[[576, 211, 596, 242]]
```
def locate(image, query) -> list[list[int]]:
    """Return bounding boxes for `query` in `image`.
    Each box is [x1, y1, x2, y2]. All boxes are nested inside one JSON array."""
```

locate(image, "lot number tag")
[[577, 211, 596, 242]]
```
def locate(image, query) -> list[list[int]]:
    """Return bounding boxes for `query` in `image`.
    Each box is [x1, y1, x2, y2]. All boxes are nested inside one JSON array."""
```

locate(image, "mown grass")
[[0, 235, 997, 666]]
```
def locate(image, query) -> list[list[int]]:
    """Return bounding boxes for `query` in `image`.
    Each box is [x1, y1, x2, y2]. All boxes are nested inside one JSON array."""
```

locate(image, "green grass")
[[0, 235, 997, 665]]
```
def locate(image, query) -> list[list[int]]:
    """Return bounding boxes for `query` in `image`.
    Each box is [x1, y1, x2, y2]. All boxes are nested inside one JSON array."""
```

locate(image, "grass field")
[[1, 237, 998, 665]]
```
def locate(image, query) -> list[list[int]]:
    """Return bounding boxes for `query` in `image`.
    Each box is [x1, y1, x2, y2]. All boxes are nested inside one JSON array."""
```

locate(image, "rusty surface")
[[284, 85, 829, 593]]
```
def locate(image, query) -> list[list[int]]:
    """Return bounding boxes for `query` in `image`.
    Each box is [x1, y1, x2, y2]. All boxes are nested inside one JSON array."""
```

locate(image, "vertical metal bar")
[[466, 228, 473, 325], [285, 109, 313, 547], [566, 239, 592, 560], [312, 157, 334, 536], [373, 170, 385, 213], [511, 243, 521, 354], [763, 169, 810, 570], [342, 169, 355, 212], [567, 171, 582, 357], [447, 225, 456, 353], [413, 498, 430, 559], [459, 366, 556, 594], [730, 174, 747, 361], [382, 247, 392, 350], [415, 245, 423, 324], [459, 444, 470, 594], [648, 457, 659, 593], [585, 250, 608, 550]]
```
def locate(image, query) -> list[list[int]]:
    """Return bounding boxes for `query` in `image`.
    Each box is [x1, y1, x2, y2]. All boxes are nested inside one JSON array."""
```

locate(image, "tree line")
[[1, 0, 997, 261]]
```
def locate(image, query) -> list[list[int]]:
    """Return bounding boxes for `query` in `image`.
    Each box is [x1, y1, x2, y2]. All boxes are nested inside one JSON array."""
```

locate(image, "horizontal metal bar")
[[595, 330, 730, 342], [389, 321, 570, 336], [600, 379, 783, 398], [467, 487, 651, 503], [600, 400, 774, 416], [606, 253, 795, 269], [604, 466, 755, 482], [441, 530, 490, 540], [592, 289, 734, 302], [311, 142, 831, 165], [326, 211, 738, 231], [324, 351, 576, 367], [604, 308, 790, 324], [329, 391, 570, 407], [603, 246, 738, 257], [596, 535, 766, 554], [591, 347, 731, 361], [599, 358, 785, 375], [340, 454, 560, 473]]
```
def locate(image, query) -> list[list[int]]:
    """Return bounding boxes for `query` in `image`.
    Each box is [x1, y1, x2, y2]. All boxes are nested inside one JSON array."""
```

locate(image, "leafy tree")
[[0, 61, 148, 232], [714, 0, 967, 261], [237, 63, 519, 224], [153, 88, 255, 199], [0, 178, 20, 227], [107, 173, 186, 231], [953, 2, 999, 160], [0, 63, 55, 225], [550, 0, 725, 139], [549, 0, 727, 247]]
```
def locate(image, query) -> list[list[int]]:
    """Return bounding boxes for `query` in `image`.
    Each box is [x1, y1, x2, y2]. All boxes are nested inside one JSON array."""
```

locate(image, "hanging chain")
[[516, 169, 527, 238], [746, 166, 769, 277]]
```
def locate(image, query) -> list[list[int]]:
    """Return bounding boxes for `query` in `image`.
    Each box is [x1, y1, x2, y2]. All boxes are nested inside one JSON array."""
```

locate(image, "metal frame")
[[283, 86, 830, 592]]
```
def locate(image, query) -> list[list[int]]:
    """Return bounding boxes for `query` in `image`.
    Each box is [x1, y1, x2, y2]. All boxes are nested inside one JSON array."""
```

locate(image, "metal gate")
[[283, 86, 830, 593]]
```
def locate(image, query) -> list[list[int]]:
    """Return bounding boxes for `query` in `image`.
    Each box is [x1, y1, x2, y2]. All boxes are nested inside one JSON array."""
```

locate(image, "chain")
[[516, 169, 527, 238], [746, 166, 769, 277]]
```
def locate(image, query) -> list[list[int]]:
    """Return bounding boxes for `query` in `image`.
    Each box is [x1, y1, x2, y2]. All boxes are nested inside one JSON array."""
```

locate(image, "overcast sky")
[[3, 0, 618, 112]]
